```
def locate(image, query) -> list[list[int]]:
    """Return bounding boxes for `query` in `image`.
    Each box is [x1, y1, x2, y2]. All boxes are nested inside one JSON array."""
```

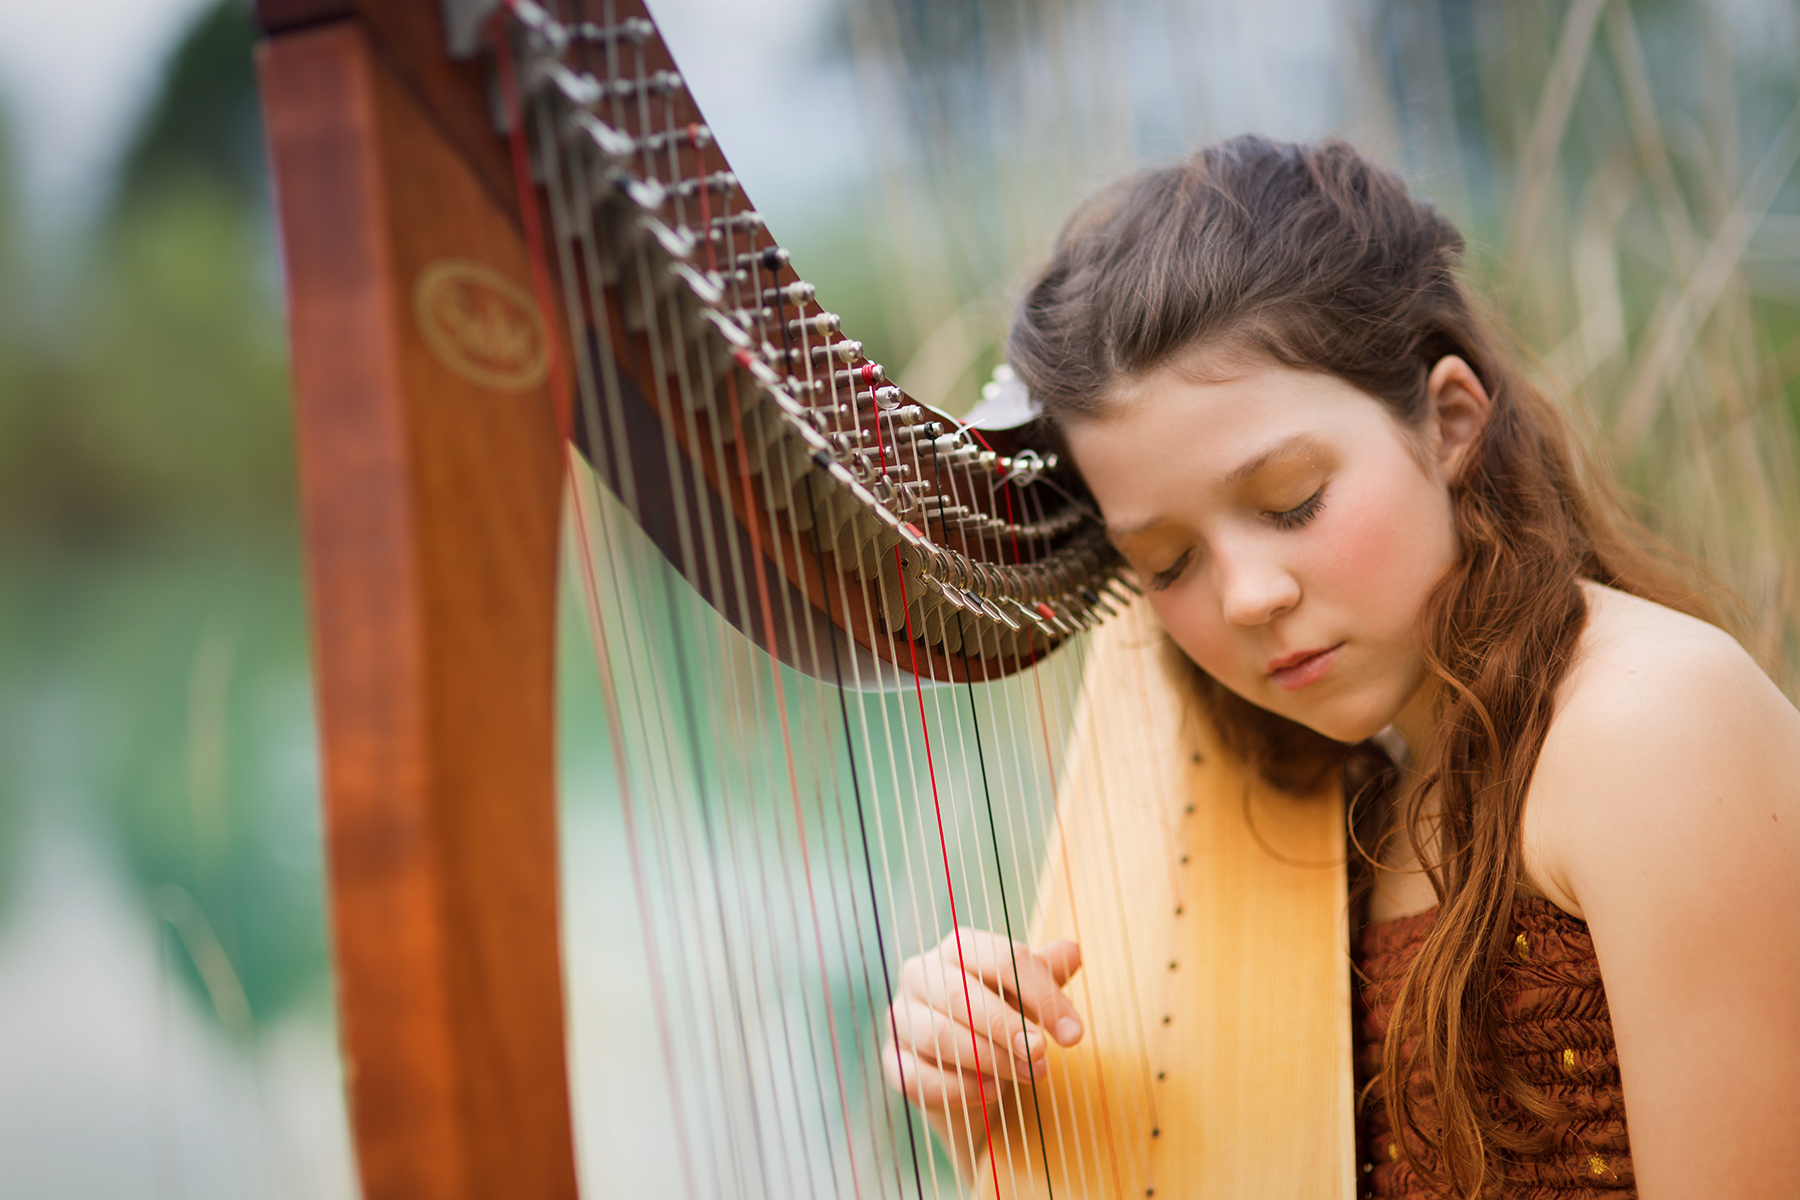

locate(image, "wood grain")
[[979, 599, 1356, 1199], [259, 23, 576, 1199]]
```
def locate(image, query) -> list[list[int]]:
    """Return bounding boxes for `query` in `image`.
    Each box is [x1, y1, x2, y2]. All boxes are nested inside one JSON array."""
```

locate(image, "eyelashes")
[[1268, 487, 1327, 531], [1143, 487, 1328, 592], [1149, 550, 1192, 592]]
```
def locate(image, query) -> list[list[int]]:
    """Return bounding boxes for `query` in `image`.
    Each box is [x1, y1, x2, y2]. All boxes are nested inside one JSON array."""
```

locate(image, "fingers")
[[881, 1042, 996, 1111], [889, 996, 1042, 1085], [1040, 938, 1082, 985], [882, 929, 1090, 1109], [903, 970, 1048, 1080], [1033, 939, 1085, 1045], [928, 930, 1086, 1049]]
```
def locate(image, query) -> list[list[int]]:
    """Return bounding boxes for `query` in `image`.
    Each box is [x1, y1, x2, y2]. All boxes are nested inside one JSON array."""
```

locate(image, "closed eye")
[[1268, 487, 1326, 531], [1148, 548, 1193, 592]]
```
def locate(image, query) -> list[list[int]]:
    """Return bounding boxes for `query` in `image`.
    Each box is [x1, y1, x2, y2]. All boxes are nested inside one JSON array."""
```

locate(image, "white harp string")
[[503, 2, 1171, 1196]]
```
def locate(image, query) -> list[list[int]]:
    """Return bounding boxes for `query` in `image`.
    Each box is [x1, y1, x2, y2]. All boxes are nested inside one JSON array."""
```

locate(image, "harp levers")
[[261, 0, 1355, 1194]]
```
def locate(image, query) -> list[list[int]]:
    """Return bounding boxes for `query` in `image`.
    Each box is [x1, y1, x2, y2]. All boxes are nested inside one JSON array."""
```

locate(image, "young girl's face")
[[1063, 346, 1470, 745]]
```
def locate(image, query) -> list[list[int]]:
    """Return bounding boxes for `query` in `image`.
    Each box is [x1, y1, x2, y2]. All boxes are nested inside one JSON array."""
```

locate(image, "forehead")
[[1069, 356, 1382, 489]]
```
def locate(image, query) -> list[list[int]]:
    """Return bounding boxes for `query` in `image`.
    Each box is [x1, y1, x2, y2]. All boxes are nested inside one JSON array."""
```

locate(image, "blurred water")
[[0, 548, 353, 1198], [0, 821, 352, 1199]]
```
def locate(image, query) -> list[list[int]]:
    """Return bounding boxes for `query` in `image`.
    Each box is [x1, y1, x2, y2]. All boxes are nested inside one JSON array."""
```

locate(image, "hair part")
[[1011, 135, 1723, 1197]]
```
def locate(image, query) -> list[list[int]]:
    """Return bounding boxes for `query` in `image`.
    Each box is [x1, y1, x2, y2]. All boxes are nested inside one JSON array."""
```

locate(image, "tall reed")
[[827, 0, 1800, 693]]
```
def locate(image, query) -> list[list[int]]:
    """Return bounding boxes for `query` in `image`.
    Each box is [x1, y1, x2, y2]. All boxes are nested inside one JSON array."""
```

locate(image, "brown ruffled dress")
[[1354, 894, 1634, 1198]]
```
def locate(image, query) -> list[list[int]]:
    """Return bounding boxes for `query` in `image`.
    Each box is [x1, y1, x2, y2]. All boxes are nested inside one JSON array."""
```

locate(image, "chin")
[[1277, 698, 1395, 746]]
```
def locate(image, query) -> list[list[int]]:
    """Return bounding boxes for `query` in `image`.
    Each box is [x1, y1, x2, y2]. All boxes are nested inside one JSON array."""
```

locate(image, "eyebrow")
[[1225, 432, 1331, 486], [1104, 432, 1331, 543]]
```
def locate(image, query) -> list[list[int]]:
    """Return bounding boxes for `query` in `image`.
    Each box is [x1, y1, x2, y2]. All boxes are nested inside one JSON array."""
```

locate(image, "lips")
[[1267, 643, 1343, 692]]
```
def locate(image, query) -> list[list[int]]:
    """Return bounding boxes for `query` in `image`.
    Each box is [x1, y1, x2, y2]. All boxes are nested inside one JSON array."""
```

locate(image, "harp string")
[[541, 13, 789, 1187], [497, 23, 731, 1196], [922, 440, 1046, 1195], [802, 469, 928, 1200], [557, 108, 754, 1200], [653, 142, 844, 1200], [634, 33, 877, 1193], [934, 442, 1061, 1198], [1016, 486, 1114, 1198], [564, 468, 702, 1196], [924, 420, 1070, 1195], [511, 2, 1162, 1193], [867, 383, 1024, 1194], [930, 442, 1075, 1200], [764, 237, 928, 1200]]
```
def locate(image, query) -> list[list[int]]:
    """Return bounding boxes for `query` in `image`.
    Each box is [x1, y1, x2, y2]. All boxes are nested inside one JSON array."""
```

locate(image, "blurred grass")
[[821, 0, 1800, 693], [0, 0, 316, 1030]]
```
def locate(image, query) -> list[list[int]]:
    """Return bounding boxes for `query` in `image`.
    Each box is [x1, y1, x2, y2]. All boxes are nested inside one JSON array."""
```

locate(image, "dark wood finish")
[[256, 0, 519, 222], [259, 0, 1090, 688], [259, 22, 577, 1199]]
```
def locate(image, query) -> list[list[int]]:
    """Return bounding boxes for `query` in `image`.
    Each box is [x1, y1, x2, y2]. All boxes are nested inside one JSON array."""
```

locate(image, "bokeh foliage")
[[0, 0, 322, 1028]]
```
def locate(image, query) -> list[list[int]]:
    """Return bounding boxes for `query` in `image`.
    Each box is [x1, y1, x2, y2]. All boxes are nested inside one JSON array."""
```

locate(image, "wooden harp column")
[[258, 13, 576, 1198]]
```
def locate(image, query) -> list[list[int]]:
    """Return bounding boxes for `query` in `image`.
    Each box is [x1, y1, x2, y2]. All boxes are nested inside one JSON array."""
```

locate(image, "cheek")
[[1148, 591, 1241, 683], [1316, 475, 1456, 630]]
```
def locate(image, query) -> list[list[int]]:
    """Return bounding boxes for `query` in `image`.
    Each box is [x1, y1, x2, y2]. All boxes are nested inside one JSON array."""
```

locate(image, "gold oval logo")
[[413, 259, 549, 392]]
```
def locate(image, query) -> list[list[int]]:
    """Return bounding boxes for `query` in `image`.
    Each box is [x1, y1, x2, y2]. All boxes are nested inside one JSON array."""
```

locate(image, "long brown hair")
[[1010, 136, 1723, 1196]]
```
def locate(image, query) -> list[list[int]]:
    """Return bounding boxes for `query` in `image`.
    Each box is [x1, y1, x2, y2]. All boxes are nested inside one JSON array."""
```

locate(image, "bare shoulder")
[[1522, 581, 1800, 918], [1521, 584, 1800, 1190]]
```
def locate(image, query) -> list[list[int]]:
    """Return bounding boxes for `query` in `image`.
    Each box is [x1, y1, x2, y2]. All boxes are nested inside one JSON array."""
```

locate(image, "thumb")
[[1040, 938, 1082, 986]]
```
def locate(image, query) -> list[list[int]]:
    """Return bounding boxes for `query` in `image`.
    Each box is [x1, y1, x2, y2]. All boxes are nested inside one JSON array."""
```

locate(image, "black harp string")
[[753, 223, 894, 1200], [827, 367, 958, 1198], [897, 464, 1020, 1185], [940, 439, 1115, 1200], [639, 74, 857, 1200], [695, 149, 867, 1200], [907, 446, 1033, 1198], [647, 39, 929, 1196], [841, 403, 978, 1190], [1010, 473, 1109, 1194], [923, 437, 1057, 1200], [768, 262, 924, 1200], [997, 468, 1100, 1200], [819, 265, 969, 1188], [520, 3, 1147, 1194]]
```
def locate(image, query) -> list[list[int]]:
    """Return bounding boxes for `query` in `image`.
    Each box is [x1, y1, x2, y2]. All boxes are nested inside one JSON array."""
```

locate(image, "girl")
[[882, 137, 1800, 1198]]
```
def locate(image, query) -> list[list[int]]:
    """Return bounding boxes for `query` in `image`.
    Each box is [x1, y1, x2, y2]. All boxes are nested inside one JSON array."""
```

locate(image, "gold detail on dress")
[[1387, 1142, 1399, 1161], [1514, 932, 1531, 961], [1587, 1152, 1611, 1177]]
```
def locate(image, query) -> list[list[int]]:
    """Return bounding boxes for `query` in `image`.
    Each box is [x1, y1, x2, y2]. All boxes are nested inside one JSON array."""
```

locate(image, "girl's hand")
[[880, 930, 1084, 1112]]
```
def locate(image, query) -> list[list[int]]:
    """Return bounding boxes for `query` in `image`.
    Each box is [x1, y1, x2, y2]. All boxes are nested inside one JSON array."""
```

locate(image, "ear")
[[1425, 355, 1491, 482]]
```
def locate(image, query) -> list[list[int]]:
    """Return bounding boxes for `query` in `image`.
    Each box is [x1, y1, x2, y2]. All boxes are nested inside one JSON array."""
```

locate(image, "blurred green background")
[[0, 0, 1796, 1195]]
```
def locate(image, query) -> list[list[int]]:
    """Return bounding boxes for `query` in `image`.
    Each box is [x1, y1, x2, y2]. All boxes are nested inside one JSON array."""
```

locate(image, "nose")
[[1216, 541, 1301, 627]]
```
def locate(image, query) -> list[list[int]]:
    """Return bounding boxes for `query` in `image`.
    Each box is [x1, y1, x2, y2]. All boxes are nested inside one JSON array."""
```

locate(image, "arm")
[[1527, 637, 1800, 1198]]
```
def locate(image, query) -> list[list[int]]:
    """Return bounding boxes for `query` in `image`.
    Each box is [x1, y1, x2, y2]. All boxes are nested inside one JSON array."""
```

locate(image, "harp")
[[253, 1, 1356, 1195]]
